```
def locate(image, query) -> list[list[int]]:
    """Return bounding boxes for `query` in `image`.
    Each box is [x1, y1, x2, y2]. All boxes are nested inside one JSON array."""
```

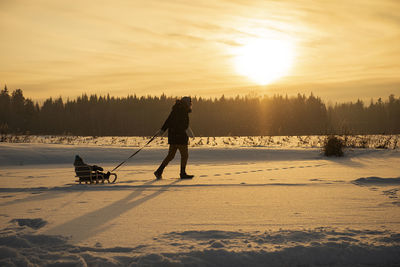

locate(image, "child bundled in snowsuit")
[[154, 96, 194, 179], [74, 155, 110, 182]]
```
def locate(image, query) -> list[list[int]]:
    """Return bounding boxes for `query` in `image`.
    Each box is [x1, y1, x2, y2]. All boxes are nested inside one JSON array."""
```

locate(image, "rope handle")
[[110, 131, 160, 173]]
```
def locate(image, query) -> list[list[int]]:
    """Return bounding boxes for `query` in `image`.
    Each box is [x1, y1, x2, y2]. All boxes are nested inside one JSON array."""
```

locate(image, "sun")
[[234, 38, 295, 85]]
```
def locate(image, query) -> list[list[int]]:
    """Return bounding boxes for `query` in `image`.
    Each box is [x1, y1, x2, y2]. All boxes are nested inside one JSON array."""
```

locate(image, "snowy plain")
[[1, 135, 400, 266]]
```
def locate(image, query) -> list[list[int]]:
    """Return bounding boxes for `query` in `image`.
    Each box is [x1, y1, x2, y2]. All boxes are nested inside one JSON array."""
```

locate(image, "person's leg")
[[155, 145, 178, 178], [177, 145, 188, 174], [178, 145, 193, 178]]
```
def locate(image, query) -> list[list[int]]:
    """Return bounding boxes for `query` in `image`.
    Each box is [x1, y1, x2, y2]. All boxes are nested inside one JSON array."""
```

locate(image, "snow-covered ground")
[[1, 137, 400, 266]]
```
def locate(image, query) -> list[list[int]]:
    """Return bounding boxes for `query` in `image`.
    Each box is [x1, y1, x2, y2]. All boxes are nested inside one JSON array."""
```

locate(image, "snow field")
[[0, 141, 400, 266]]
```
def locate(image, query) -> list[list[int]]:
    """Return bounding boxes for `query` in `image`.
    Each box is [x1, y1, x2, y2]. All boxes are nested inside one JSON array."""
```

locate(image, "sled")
[[75, 165, 117, 184]]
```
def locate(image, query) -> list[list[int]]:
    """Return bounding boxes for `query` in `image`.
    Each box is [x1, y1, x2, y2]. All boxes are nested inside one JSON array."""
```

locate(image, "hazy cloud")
[[0, 0, 399, 100]]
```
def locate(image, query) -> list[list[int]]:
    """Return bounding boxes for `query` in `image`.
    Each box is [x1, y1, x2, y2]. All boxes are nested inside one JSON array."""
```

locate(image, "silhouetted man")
[[154, 96, 194, 179]]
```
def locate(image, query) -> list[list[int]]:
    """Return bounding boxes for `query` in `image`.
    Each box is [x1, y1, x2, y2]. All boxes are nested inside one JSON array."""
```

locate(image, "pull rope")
[[110, 132, 159, 173]]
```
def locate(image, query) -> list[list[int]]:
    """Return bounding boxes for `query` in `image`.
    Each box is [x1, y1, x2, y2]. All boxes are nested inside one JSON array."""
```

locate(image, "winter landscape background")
[[2, 0, 400, 265], [1, 88, 400, 137], [1, 135, 399, 266]]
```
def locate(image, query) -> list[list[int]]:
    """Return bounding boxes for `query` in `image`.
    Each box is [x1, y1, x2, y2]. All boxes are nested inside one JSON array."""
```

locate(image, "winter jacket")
[[74, 156, 103, 177], [161, 100, 190, 145]]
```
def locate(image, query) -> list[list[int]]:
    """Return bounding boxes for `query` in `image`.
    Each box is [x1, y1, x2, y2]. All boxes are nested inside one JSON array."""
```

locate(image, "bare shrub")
[[323, 135, 344, 157], [375, 136, 392, 149]]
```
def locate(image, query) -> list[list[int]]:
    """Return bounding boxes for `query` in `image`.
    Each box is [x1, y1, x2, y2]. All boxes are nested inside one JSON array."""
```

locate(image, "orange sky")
[[1, 0, 399, 101]]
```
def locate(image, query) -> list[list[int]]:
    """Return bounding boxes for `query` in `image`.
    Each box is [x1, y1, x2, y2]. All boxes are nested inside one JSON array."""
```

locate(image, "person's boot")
[[154, 171, 162, 180], [154, 164, 165, 180], [180, 172, 194, 179]]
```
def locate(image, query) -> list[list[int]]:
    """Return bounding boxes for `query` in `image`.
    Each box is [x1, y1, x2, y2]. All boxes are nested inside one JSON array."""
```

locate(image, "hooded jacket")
[[74, 155, 103, 177], [161, 100, 190, 145]]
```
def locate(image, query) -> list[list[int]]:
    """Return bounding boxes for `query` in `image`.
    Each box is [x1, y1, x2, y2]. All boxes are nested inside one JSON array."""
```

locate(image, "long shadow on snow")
[[325, 149, 399, 168], [322, 156, 365, 168], [43, 179, 180, 243], [0, 182, 308, 195], [0, 182, 309, 208], [352, 176, 400, 186], [0, 190, 72, 207]]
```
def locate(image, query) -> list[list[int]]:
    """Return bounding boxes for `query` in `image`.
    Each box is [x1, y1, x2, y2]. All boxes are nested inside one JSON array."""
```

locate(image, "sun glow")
[[234, 38, 295, 85]]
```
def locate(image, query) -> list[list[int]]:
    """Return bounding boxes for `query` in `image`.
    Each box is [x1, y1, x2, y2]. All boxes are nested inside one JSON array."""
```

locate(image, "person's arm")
[[186, 126, 195, 138], [160, 111, 173, 134]]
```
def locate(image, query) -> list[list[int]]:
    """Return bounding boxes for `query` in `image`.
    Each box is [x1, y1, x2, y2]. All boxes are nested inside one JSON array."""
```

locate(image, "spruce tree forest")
[[0, 86, 399, 137]]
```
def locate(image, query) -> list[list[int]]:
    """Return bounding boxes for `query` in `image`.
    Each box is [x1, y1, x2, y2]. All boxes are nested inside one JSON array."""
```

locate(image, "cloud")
[[0, 0, 399, 101]]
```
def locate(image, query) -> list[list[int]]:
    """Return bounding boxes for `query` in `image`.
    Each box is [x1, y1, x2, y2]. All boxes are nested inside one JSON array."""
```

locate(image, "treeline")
[[1, 86, 399, 136]]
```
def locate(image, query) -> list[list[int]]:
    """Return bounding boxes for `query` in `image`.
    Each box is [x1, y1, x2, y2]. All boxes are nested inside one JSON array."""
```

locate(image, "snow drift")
[[1, 224, 400, 267]]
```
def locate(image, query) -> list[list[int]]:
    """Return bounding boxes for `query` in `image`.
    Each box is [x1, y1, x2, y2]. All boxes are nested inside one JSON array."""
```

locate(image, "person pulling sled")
[[154, 96, 194, 180]]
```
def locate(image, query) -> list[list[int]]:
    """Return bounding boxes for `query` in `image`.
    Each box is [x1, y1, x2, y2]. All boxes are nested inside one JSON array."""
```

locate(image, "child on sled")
[[73, 155, 115, 184]]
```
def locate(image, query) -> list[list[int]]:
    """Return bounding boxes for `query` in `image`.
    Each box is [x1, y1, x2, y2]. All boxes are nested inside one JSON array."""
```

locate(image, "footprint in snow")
[[10, 218, 47, 229]]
